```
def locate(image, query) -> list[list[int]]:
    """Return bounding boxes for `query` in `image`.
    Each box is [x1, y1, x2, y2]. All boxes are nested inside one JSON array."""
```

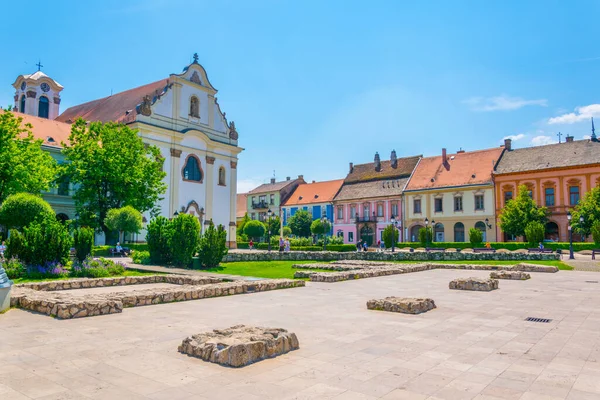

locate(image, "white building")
[[12, 55, 242, 247]]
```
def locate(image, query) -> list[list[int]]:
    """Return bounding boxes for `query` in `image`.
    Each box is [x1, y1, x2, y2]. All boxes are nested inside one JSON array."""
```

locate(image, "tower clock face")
[[41, 83, 50, 92], [20, 82, 26, 91]]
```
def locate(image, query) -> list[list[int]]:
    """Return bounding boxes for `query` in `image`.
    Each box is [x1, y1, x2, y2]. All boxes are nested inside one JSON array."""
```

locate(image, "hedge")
[[92, 243, 149, 256], [239, 243, 355, 252], [394, 242, 597, 251]]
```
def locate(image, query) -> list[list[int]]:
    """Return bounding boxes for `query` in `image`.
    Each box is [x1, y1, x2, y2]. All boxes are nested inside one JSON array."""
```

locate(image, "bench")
[[527, 248, 553, 254], [473, 248, 496, 253], [109, 247, 131, 257], [592, 249, 600, 260], [426, 247, 446, 253]]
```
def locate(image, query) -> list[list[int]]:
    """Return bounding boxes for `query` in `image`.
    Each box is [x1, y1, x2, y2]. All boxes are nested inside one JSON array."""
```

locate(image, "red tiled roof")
[[5, 111, 72, 148], [282, 179, 344, 206], [344, 155, 421, 183], [236, 193, 248, 218], [405, 147, 505, 191], [56, 79, 169, 124]]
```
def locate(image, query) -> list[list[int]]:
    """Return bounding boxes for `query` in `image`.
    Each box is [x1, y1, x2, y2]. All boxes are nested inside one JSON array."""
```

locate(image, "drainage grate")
[[525, 317, 552, 323]]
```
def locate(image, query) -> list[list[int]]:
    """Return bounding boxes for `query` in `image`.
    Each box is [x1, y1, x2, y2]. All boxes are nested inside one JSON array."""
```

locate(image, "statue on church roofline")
[[228, 121, 238, 140]]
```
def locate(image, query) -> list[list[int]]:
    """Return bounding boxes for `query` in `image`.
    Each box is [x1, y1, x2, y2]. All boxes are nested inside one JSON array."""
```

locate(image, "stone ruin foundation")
[[367, 297, 436, 314], [449, 277, 499, 291], [178, 325, 299, 367], [490, 271, 531, 280]]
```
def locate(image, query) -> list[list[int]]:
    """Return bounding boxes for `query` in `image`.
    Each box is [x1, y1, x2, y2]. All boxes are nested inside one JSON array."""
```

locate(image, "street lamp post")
[[567, 211, 573, 260], [431, 220, 436, 244], [391, 216, 399, 252], [321, 215, 328, 251], [266, 209, 273, 252], [424, 218, 429, 248]]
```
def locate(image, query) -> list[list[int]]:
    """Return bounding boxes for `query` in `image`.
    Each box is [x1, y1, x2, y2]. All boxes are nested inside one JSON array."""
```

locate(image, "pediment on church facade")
[[172, 57, 217, 93]]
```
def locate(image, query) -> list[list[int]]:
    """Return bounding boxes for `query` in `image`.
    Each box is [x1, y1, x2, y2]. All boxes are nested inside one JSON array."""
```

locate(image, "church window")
[[19, 95, 25, 113], [190, 96, 200, 118], [182, 155, 203, 182], [57, 177, 70, 196], [218, 166, 226, 186], [38, 96, 49, 119]]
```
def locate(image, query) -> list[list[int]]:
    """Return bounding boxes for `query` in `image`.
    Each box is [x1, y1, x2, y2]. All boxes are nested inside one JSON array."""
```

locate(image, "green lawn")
[[12, 270, 163, 284], [205, 261, 333, 279]]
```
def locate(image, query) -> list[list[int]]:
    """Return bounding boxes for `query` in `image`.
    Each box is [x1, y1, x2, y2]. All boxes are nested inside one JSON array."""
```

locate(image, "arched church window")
[[38, 96, 49, 119], [190, 96, 200, 118], [19, 95, 25, 113], [218, 166, 226, 186], [182, 155, 203, 182]]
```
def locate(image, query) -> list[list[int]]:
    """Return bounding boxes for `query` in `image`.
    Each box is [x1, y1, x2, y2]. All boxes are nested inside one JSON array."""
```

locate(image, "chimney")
[[312, 180, 316, 183], [442, 148, 449, 170], [390, 150, 397, 168], [504, 138, 512, 151], [566, 135, 574, 143], [457, 148, 465, 154], [349, 162, 354, 173], [374, 152, 381, 172], [298, 175, 304, 181], [270, 178, 276, 184], [286, 176, 290, 181]]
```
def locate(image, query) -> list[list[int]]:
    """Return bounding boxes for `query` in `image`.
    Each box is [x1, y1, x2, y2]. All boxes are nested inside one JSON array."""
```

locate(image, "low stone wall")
[[11, 279, 304, 319], [449, 277, 499, 291], [223, 251, 559, 263], [307, 264, 434, 282], [367, 297, 436, 314], [178, 325, 299, 367], [16, 275, 223, 292], [490, 271, 531, 280]]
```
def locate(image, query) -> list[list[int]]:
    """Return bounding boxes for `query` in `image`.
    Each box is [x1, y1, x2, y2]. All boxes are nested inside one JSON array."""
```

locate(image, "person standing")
[[279, 236, 284, 252], [0, 241, 6, 259]]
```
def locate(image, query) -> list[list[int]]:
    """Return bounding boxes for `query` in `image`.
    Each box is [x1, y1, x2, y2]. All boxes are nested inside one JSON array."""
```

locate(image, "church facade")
[[12, 55, 242, 247]]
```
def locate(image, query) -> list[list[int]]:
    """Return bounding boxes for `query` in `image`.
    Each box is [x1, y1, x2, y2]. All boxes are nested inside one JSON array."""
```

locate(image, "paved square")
[[1, 269, 600, 399]]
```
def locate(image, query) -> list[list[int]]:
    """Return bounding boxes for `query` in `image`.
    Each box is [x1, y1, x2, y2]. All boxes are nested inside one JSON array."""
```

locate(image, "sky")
[[1, 0, 599, 193]]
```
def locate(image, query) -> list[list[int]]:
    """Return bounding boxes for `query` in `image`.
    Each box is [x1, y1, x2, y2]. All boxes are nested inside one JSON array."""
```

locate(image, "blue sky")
[[1, 0, 599, 192]]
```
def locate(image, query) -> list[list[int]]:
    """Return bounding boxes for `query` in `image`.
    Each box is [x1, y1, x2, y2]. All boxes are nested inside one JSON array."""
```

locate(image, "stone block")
[[178, 325, 299, 367], [514, 263, 558, 273], [490, 271, 531, 280], [367, 297, 436, 314], [449, 277, 498, 291]]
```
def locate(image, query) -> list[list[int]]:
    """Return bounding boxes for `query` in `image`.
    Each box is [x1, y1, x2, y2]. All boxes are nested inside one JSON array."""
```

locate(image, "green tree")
[[0, 193, 55, 230], [288, 210, 312, 237], [197, 222, 228, 268], [146, 216, 173, 264], [310, 219, 331, 236], [264, 216, 281, 237], [282, 226, 292, 237], [169, 214, 200, 267], [468, 228, 483, 246], [73, 226, 94, 262], [62, 119, 166, 239], [238, 212, 250, 233], [499, 184, 548, 238], [591, 221, 600, 246], [382, 224, 399, 248], [243, 220, 265, 241], [524, 221, 545, 247], [104, 206, 143, 244], [418, 227, 432, 246], [572, 186, 600, 236], [8, 217, 72, 266], [0, 110, 57, 203]]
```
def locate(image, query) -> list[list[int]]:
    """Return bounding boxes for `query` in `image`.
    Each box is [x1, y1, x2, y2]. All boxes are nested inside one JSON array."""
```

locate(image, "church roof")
[[12, 70, 63, 89], [56, 79, 169, 124], [282, 179, 344, 206], [7, 111, 71, 148]]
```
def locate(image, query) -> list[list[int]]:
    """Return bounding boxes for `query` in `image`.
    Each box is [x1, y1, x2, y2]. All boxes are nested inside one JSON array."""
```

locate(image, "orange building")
[[494, 137, 600, 242]]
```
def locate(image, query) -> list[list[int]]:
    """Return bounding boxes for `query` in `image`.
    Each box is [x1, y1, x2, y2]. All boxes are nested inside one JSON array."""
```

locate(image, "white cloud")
[[237, 178, 266, 193], [464, 95, 547, 112], [548, 104, 600, 124], [530, 135, 557, 146], [502, 133, 526, 141], [583, 135, 591, 140]]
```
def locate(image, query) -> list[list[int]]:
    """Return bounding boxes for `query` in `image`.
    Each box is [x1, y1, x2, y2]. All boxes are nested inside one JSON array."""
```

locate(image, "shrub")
[[310, 219, 331, 236], [25, 262, 69, 280], [169, 214, 200, 267], [0, 193, 55, 230], [197, 223, 228, 268], [469, 228, 483, 246], [592, 221, 600, 246], [382, 225, 399, 248], [5, 229, 27, 261], [131, 250, 152, 265], [3, 257, 25, 279], [418, 227, 432, 246], [282, 226, 292, 237], [104, 206, 143, 243], [72, 257, 125, 278], [8, 218, 72, 266], [288, 210, 312, 237], [524, 221, 545, 247], [73, 227, 94, 262], [243, 220, 265, 241], [146, 216, 172, 264]]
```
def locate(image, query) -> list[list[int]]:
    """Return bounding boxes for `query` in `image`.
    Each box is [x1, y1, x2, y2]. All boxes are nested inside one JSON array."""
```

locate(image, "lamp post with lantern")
[[567, 211, 574, 259], [321, 214, 329, 251], [266, 209, 273, 252], [390, 216, 399, 252], [424, 217, 430, 248]]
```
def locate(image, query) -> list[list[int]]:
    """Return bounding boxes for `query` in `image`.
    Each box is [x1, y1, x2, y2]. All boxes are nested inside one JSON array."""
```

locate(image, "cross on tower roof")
[[192, 53, 199, 63], [592, 117, 598, 142], [36, 59, 43, 71]]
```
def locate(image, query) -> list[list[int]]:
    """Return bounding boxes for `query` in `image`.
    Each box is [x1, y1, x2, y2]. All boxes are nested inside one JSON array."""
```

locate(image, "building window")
[[475, 195, 484, 210], [259, 195, 266, 204], [454, 197, 463, 212], [38, 96, 49, 119], [182, 155, 202, 182], [57, 177, 70, 196], [350, 205, 356, 219], [251, 213, 256, 220], [348, 232, 354, 242], [545, 188, 555, 206], [363, 205, 369, 218], [337, 230, 343, 238], [391, 203, 398, 217], [19, 95, 25, 113], [434, 198, 443, 213], [190, 96, 200, 118], [218, 166, 226, 186], [475, 221, 487, 242], [504, 191, 513, 205], [414, 199, 421, 214], [337, 207, 343, 220], [377, 204, 383, 217], [569, 185, 580, 205], [454, 222, 465, 242], [270, 194, 275, 205], [251, 196, 256, 205]]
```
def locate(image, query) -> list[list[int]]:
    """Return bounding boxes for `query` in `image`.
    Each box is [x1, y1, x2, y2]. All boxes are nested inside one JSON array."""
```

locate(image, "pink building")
[[332, 151, 421, 246]]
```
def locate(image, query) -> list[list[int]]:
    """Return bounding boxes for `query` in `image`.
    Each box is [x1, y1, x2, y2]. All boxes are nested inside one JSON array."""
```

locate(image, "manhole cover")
[[525, 317, 552, 323]]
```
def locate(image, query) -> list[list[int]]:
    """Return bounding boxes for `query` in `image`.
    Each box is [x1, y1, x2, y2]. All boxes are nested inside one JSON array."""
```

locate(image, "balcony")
[[355, 216, 379, 223], [252, 201, 269, 209]]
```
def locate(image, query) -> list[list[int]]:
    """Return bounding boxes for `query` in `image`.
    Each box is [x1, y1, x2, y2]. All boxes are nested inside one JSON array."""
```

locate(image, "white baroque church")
[[11, 55, 242, 247]]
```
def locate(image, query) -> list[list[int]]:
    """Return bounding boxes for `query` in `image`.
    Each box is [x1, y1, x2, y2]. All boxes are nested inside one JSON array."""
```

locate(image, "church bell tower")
[[12, 64, 63, 120]]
